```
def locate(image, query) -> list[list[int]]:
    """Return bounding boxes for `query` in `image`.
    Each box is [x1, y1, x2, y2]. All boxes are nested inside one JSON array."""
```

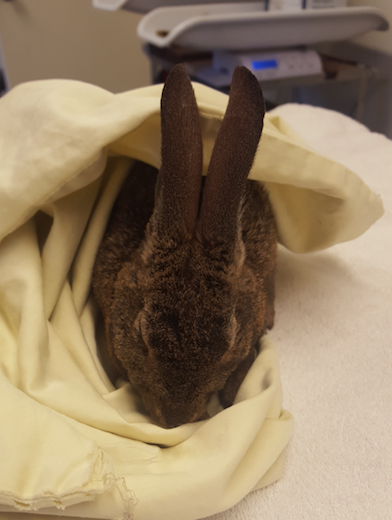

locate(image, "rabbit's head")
[[110, 65, 269, 428]]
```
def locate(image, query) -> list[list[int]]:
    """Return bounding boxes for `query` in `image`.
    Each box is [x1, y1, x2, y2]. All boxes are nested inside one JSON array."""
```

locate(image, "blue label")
[[252, 59, 278, 71]]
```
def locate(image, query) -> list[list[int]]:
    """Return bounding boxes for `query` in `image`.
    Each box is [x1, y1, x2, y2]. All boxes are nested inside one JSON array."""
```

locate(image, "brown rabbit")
[[92, 64, 277, 428]]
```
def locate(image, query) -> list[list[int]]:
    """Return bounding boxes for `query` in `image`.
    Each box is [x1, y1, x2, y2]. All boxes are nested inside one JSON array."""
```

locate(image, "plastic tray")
[[136, 4, 389, 51], [93, 0, 258, 14]]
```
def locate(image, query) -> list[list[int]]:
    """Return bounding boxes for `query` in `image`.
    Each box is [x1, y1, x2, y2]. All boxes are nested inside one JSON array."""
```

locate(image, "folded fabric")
[[0, 79, 383, 520]]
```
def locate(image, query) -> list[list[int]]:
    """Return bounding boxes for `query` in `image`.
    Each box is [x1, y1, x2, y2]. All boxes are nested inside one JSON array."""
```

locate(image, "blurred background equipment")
[[0, 0, 390, 136]]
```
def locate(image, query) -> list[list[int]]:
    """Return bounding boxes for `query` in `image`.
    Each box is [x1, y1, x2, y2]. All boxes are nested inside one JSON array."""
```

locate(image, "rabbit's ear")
[[198, 66, 265, 248], [155, 64, 203, 238]]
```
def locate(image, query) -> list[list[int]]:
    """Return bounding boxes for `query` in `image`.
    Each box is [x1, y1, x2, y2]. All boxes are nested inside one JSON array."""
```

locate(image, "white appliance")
[[213, 49, 323, 81]]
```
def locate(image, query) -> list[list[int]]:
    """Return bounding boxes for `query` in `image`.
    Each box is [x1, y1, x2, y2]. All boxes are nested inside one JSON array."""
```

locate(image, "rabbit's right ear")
[[155, 64, 203, 239]]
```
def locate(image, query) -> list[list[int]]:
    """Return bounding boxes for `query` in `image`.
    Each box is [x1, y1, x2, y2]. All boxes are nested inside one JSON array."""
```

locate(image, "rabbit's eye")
[[139, 336, 149, 356], [135, 312, 149, 355]]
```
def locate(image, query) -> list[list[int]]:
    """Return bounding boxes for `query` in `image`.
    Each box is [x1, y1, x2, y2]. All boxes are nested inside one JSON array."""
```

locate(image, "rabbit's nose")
[[164, 411, 189, 429], [149, 406, 184, 429], [159, 408, 210, 429]]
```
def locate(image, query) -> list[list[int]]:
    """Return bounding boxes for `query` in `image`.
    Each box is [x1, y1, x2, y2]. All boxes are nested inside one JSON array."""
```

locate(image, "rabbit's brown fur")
[[92, 65, 277, 428]]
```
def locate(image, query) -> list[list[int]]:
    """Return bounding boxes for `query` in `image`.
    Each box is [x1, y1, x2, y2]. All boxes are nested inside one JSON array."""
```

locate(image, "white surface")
[[137, 5, 389, 50], [201, 104, 392, 520]]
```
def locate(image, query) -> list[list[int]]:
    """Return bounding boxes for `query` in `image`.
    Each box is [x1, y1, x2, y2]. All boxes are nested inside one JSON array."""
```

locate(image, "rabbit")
[[92, 64, 277, 429]]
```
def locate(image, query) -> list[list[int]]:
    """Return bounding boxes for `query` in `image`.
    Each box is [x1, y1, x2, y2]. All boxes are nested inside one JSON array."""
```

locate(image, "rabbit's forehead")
[[150, 237, 237, 283], [146, 265, 235, 318], [142, 240, 240, 341]]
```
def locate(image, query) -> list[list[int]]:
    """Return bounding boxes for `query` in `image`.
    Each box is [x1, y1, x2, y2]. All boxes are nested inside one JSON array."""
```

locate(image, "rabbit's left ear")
[[198, 66, 265, 249], [155, 64, 203, 239]]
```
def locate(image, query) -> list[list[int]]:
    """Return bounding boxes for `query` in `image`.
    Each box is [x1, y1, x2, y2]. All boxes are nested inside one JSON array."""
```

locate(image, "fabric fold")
[[0, 79, 383, 250]]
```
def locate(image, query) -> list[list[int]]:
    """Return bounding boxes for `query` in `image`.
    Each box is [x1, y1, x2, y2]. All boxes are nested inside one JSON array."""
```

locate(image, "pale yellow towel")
[[0, 79, 383, 520]]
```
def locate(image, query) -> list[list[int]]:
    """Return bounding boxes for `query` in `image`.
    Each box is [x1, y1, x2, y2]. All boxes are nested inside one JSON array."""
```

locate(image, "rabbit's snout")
[[156, 406, 209, 429], [154, 409, 209, 429], [145, 393, 212, 429]]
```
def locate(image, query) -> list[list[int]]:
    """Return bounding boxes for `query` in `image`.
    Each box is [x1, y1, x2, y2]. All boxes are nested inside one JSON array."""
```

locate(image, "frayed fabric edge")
[[0, 448, 137, 519]]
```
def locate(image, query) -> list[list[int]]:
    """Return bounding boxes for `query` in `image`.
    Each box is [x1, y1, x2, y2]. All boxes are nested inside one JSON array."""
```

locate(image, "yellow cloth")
[[0, 79, 383, 520]]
